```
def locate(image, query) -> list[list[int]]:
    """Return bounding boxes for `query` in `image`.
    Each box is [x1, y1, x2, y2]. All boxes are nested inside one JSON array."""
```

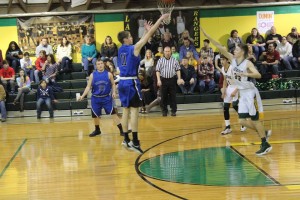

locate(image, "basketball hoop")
[[157, 0, 175, 25]]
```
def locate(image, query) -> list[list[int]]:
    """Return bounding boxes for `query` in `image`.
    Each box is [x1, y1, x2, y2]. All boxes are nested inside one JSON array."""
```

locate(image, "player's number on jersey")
[[235, 74, 241, 81], [120, 53, 127, 66]]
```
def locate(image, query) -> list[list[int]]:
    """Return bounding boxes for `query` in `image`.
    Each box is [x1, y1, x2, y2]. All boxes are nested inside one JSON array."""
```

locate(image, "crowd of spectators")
[[134, 25, 300, 115], [1, 25, 300, 120]]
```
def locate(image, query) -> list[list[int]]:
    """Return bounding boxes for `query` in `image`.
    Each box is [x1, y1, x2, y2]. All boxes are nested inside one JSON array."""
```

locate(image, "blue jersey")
[[92, 70, 111, 96], [118, 45, 140, 77], [117, 44, 142, 107]]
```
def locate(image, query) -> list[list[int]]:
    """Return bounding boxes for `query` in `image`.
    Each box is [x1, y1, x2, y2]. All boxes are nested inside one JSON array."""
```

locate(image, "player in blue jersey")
[[117, 14, 169, 154], [79, 59, 123, 137]]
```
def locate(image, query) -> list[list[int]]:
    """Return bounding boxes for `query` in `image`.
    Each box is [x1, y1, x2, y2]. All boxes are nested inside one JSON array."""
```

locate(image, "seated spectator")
[[259, 43, 280, 78], [246, 28, 265, 60], [159, 32, 177, 50], [35, 37, 53, 57], [214, 53, 221, 70], [104, 59, 120, 83], [35, 50, 47, 83], [0, 49, 3, 68], [20, 52, 34, 82], [56, 36, 72, 73], [100, 36, 118, 69], [276, 36, 293, 70], [265, 26, 282, 48], [178, 29, 194, 47], [0, 60, 15, 94], [197, 57, 215, 94], [227, 30, 243, 53], [186, 51, 198, 70], [5, 41, 23, 72], [179, 37, 199, 61], [138, 70, 155, 113], [199, 39, 214, 63], [154, 46, 164, 58], [81, 35, 97, 75], [211, 53, 221, 84], [179, 57, 196, 94], [0, 80, 7, 122], [13, 69, 31, 112], [247, 45, 257, 64], [140, 49, 154, 73], [153, 30, 162, 50], [171, 46, 180, 61], [292, 39, 300, 69], [36, 80, 57, 119], [42, 54, 58, 83], [287, 27, 299, 45]]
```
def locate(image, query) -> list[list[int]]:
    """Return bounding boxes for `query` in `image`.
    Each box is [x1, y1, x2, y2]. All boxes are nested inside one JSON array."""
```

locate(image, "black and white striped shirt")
[[156, 57, 180, 78]]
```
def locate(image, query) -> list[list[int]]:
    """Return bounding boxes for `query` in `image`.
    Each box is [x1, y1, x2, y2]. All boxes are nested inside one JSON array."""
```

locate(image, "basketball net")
[[157, 0, 175, 25]]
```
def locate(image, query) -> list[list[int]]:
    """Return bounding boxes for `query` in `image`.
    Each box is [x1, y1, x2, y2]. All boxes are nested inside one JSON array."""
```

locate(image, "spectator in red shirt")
[[0, 60, 15, 94], [197, 57, 216, 94], [259, 43, 280, 78], [34, 50, 47, 83]]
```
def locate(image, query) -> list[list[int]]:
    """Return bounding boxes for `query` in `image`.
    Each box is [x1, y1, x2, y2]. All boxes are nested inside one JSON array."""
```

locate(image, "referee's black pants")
[[160, 77, 177, 114]]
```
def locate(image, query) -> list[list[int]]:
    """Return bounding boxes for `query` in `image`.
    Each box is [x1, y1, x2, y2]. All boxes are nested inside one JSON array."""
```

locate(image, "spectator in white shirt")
[[56, 36, 72, 73], [276, 36, 293, 70], [20, 52, 34, 82], [35, 37, 53, 57], [140, 49, 154, 76]]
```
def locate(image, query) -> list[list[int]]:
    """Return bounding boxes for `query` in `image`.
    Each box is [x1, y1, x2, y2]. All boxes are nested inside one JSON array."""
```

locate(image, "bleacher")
[[6, 63, 88, 113], [175, 69, 300, 104]]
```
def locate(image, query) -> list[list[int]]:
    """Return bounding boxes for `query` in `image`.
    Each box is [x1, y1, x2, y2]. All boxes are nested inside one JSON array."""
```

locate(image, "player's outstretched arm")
[[79, 73, 93, 101], [134, 14, 170, 56], [200, 26, 233, 61]]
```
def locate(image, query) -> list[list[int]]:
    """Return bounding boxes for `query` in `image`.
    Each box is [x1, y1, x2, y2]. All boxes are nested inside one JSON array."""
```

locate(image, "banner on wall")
[[124, 10, 200, 50], [257, 11, 274, 34], [17, 15, 95, 56], [71, 0, 113, 7], [71, 0, 87, 8]]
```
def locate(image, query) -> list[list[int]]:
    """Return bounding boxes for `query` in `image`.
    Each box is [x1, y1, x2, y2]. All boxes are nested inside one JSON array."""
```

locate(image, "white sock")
[[225, 120, 230, 127]]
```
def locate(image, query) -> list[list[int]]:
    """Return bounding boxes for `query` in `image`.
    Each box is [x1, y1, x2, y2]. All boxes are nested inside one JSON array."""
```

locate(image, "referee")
[[156, 46, 184, 116]]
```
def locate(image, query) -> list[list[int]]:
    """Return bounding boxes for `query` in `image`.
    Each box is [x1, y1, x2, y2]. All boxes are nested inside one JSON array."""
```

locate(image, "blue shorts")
[[118, 79, 142, 108], [91, 95, 113, 117]]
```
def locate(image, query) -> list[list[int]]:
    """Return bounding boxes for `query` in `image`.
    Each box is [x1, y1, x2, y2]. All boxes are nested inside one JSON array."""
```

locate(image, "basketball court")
[[1, 0, 300, 199], [1, 99, 300, 199]]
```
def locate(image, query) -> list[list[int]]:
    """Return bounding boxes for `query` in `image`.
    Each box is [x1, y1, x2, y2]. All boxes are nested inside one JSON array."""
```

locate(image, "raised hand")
[[160, 13, 170, 21], [144, 21, 153, 32]]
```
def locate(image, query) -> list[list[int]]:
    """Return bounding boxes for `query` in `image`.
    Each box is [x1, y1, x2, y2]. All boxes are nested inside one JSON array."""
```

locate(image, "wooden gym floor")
[[1, 101, 300, 200]]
